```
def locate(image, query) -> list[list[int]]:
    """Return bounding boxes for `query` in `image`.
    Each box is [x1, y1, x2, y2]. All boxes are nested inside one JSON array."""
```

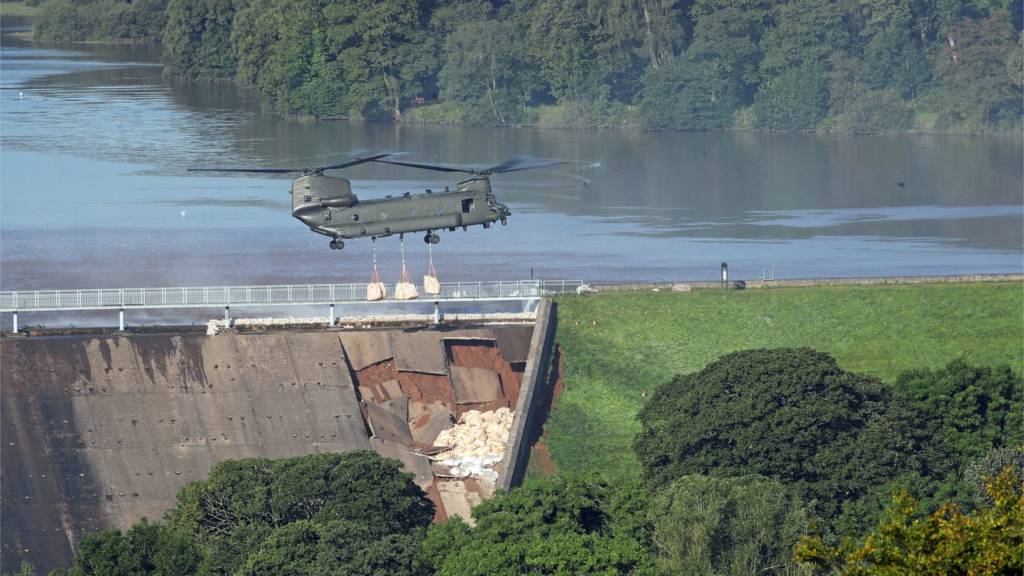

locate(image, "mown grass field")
[[543, 282, 1024, 479]]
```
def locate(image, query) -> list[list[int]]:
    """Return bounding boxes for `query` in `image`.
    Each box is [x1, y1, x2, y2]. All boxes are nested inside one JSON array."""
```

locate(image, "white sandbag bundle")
[[367, 241, 388, 301], [395, 279, 419, 300], [424, 252, 440, 295], [394, 237, 419, 300], [367, 277, 387, 301], [431, 408, 514, 482]]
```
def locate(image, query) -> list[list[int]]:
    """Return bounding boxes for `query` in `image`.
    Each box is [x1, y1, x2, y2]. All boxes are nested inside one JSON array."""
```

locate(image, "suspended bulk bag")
[[367, 268, 388, 301], [423, 245, 441, 295], [395, 238, 419, 300], [367, 240, 388, 301], [395, 275, 419, 300], [423, 274, 441, 296]]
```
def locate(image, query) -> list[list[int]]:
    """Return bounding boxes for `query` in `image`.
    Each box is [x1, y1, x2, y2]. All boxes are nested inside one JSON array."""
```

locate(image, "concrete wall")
[[1, 323, 543, 574], [496, 299, 556, 490], [1, 332, 369, 574]]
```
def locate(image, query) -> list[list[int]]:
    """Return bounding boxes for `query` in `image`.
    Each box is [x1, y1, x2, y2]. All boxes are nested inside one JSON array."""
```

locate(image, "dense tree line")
[[33, 0, 167, 43], [31, 0, 1023, 132], [17, 350, 1021, 575]]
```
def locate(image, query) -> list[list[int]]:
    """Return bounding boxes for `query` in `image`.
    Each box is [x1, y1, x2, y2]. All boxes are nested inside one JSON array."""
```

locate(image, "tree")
[[640, 55, 743, 129], [165, 450, 434, 573], [421, 476, 657, 576], [634, 348, 952, 531], [795, 467, 1024, 575], [438, 19, 535, 125], [753, 64, 828, 130], [859, 0, 932, 98], [239, 520, 425, 576], [641, 0, 766, 129], [33, 0, 167, 43], [932, 12, 1022, 128], [649, 475, 809, 576], [320, 0, 437, 120], [965, 446, 1024, 506], [162, 0, 240, 80], [57, 520, 201, 576], [895, 360, 1022, 461]]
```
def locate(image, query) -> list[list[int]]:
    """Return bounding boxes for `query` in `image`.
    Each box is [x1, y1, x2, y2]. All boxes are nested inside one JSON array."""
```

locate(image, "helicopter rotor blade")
[[188, 150, 394, 175], [320, 152, 392, 171], [369, 158, 481, 174], [187, 167, 303, 174], [486, 156, 568, 174], [370, 155, 572, 175]]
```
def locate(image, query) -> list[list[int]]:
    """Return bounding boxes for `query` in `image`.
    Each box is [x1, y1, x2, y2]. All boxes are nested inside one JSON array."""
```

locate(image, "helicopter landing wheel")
[[329, 238, 345, 250], [424, 232, 440, 244], [500, 217, 507, 225]]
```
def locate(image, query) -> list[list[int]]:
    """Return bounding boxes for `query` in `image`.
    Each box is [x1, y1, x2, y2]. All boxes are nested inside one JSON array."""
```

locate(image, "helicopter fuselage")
[[289, 174, 510, 248]]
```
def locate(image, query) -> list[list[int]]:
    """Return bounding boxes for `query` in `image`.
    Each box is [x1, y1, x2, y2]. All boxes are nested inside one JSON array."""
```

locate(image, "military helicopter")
[[189, 151, 566, 250]]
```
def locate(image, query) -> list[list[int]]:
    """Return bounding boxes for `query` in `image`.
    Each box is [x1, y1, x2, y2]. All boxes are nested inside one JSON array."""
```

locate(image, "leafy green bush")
[[796, 467, 1024, 575], [832, 89, 914, 133], [640, 56, 743, 130], [634, 348, 952, 531], [965, 446, 1024, 507], [421, 476, 656, 576], [895, 360, 1022, 464], [753, 66, 829, 130], [649, 475, 809, 576], [52, 520, 200, 576]]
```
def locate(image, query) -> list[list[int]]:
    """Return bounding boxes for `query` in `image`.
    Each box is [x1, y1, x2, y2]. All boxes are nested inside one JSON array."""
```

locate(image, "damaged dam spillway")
[[1, 312, 550, 574]]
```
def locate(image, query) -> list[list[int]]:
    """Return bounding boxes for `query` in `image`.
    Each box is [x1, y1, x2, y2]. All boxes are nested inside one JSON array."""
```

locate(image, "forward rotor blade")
[[370, 158, 482, 174], [187, 167, 301, 174], [320, 152, 392, 171], [487, 156, 567, 174]]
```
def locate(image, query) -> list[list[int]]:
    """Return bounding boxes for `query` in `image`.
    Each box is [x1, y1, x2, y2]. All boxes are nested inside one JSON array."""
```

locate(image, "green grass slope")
[[546, 283, 1024, 478]]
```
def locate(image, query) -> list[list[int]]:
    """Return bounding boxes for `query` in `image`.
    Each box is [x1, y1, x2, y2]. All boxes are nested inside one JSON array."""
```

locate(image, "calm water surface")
[[2, 32, 1022, 290]]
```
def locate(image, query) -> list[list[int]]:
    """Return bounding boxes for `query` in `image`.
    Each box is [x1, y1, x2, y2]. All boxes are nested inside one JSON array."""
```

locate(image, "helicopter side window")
[[461, 199, 474, 214]]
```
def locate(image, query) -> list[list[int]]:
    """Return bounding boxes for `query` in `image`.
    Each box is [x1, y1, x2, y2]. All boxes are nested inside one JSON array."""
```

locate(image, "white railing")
[[0, 280, 584, 312]]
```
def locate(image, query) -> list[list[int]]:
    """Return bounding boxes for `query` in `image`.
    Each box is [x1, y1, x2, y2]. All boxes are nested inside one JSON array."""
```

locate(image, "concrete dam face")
[[1, 323, 539, 573]]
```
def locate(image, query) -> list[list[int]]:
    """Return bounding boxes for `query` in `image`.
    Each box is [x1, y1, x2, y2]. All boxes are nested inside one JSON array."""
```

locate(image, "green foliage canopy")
[[634, 348, 952, 529], [649, 474, 809, 576], [421, 476, 657, 576], [895, 359, 1023, 462]]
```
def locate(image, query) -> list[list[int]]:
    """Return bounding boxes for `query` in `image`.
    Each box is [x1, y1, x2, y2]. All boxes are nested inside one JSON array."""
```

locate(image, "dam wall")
[[1, 322, 539, 574]]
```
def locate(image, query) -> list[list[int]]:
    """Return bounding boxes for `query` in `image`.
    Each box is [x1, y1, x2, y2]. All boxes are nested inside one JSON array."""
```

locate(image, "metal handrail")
[[0, 280, 584, 312]]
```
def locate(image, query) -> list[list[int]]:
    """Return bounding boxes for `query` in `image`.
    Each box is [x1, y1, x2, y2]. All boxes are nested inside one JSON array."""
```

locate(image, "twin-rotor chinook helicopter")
[[189, 152, 568, 250]]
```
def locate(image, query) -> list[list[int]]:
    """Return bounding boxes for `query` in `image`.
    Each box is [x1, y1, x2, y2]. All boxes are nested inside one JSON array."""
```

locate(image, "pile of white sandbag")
[[432, 408, 514, 483]]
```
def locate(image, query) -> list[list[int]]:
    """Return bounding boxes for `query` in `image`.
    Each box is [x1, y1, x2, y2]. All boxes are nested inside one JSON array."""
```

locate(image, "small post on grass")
[[118, 308, 125, 332], [721, 262, 729, 288], [329, 303, 335, 326], [12, 311, 18, 334]]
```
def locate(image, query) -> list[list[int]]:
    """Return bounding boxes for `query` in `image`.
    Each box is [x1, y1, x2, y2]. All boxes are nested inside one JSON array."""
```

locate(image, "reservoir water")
[[2, 29, 1022, 289]]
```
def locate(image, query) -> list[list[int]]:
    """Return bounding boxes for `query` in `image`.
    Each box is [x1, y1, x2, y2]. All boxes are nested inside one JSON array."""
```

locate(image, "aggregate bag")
[[367, 282, 387, 301], [395, 281, 419, 300], [367, 267, 387, 301], [423, 275, 440, 295]]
